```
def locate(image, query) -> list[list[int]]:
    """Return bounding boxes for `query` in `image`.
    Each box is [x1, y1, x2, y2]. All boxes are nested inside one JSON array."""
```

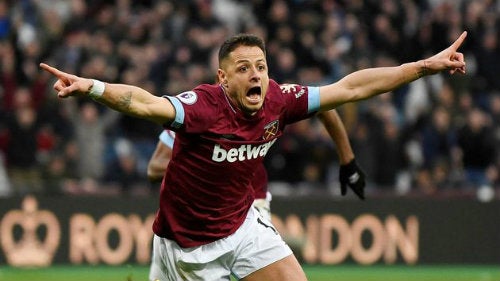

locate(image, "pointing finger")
[[40, 63, 61, 76], [450, 31, 467, 51], [40, 63, 71, 83]]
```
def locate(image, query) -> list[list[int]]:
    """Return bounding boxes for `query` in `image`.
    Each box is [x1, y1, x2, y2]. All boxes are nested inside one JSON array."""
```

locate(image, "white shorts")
[[149, 207, 292, 281], [252, 191, 272, 221]]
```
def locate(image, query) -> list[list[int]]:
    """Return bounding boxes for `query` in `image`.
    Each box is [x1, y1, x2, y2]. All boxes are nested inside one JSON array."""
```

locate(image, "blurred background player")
[[147, 110, 366, 221]]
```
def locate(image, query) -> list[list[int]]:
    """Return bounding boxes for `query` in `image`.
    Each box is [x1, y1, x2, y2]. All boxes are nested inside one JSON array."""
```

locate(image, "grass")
[[1, 264, 499, 281]]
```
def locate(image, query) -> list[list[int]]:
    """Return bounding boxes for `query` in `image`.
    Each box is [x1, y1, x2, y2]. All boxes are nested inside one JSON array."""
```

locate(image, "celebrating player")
[[40, 31, 466, 281]]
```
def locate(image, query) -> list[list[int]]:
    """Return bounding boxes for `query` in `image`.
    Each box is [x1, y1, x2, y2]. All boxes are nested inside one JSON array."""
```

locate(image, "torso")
[[153, 80, 317, 247]]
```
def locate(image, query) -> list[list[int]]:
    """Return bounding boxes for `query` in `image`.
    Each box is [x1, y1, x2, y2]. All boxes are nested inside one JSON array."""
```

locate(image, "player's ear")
[[217, 69, 227, 86]]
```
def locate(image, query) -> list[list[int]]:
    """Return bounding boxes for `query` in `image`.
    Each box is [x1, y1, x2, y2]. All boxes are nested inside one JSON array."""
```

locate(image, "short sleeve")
[[162, 86, 219, 133], [159, 130, 176, 148], [276, 82, 320, 124]]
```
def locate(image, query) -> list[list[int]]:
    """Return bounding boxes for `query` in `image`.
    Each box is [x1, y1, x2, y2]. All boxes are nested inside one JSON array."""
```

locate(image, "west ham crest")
[[263, 120, 279, 140]]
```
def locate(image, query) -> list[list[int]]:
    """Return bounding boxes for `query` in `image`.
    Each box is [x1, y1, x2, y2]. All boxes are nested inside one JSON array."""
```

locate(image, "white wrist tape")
[[88, 79, 105, 99]]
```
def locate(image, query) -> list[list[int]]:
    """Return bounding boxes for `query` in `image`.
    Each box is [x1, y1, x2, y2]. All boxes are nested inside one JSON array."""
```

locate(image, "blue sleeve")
[[163, 95, 185, 129], [307, 86, 320, 113], [159, 131, 175, 149]]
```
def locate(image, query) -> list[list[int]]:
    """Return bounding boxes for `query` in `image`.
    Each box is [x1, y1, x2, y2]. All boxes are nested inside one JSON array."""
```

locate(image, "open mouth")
[[246, 86, 262, 104]]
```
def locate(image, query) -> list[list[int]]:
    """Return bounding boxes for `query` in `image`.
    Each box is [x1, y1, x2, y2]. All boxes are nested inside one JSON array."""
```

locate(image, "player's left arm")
[[317, 110, 366, 200], [317, 31, 467, 111]]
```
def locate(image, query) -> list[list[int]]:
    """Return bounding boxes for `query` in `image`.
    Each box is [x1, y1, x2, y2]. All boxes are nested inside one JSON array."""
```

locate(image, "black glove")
[[339, 159, 366, 200]]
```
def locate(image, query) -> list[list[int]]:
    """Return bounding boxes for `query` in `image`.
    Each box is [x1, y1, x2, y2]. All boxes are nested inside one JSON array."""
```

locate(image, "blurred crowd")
[[0, 0, 499, 199]]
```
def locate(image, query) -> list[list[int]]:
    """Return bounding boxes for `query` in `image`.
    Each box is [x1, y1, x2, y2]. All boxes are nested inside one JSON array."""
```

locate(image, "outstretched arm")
[[318, 31, 467, 110], [318, 110, 365, 200], [39, 63, 175, 125]]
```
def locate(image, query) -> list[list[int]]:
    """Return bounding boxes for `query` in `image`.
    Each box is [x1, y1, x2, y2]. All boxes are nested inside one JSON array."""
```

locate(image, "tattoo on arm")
[[117, 91, 132, 111]]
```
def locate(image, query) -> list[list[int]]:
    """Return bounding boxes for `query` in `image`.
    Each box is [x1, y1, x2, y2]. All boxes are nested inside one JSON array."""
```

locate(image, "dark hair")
[[218, 34, 266, 65]]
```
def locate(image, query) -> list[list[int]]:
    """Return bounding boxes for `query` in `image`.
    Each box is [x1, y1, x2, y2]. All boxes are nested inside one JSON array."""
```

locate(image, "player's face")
[[219, 45, 269, 116]]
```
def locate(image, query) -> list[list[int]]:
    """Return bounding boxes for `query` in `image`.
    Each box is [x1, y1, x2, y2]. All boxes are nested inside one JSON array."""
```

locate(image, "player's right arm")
[[39, 63, 174, 125]]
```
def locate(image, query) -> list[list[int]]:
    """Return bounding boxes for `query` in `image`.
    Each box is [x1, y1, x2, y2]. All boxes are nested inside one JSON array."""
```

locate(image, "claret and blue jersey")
[[153, 79, 320, 248]]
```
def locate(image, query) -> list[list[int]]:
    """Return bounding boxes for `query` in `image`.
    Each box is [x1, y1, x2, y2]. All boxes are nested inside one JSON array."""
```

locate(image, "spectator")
[[421, 107, 456, 175], [473, 29, 500, 103], [456, 107, 497, 191], [419, 106, 458, 193], [62, 100, 119, 188], [4, 88, 43, 194], [104, 138, 147, 195]]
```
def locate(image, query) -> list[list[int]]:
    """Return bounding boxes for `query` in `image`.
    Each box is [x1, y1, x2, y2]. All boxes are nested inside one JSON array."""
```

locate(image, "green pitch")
[[1, 264, 499, 281]]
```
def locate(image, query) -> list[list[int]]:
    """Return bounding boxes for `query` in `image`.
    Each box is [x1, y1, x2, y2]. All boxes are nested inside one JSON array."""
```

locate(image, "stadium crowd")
[[0, 0, 498, 199]]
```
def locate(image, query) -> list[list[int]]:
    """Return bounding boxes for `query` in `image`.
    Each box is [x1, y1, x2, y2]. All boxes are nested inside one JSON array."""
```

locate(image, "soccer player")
[[40, 32, 466, 281], [147, 110, 366, 221]]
